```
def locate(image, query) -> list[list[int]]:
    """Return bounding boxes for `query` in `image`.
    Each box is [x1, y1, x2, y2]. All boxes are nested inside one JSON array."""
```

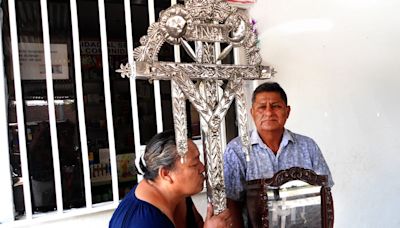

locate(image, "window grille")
[[0, 0, 238, 225]]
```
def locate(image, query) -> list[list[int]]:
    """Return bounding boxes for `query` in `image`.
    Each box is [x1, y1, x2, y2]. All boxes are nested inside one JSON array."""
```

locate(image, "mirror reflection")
[[267, 180, 322, 228]]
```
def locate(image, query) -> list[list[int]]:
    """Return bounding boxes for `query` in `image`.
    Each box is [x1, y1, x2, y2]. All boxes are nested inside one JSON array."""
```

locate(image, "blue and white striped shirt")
[[223, 129, 334, 201]]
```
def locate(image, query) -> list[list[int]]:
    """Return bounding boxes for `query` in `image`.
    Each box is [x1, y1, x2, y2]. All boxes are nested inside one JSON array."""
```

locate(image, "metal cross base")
[[117, 0, 275, 213]]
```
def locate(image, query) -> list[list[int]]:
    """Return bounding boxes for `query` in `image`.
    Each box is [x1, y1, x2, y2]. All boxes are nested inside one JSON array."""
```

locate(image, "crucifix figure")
[[117, 0, 275, 213]]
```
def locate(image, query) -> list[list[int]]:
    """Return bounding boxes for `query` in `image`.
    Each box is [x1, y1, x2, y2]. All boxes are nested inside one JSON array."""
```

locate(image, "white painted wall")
[[5, 194, 207, 228], [250, 0, 400, 227], [11, 210, 113, 228]]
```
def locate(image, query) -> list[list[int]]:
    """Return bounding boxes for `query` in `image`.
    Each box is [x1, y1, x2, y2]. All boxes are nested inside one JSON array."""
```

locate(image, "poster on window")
[[18, 43, 69, 80], [79, 40, 127, 80]]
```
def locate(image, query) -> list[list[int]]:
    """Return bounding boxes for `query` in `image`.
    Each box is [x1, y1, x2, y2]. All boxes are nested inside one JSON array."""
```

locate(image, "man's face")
[[170, 140, 205, 196], [251, 91, 290, 133]]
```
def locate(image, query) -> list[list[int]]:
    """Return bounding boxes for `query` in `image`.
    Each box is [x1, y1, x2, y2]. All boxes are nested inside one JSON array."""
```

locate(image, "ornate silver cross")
[[117, 0, 275, 213]]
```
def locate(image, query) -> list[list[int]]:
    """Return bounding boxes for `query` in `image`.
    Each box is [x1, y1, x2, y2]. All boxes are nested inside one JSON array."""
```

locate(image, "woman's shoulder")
[[109, 184, 174, 228]]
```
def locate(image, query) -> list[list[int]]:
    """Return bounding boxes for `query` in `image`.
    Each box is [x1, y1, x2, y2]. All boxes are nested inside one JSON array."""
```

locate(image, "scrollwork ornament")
[[115, 63, 132, 78], [133, 22, 166, 61], [204, 80, 218, 108], [265, 167, 328, 187], [185, 0, 216, 22], [202, 42, 215, 64], [235, 80, 252, 161], [212, 0, 236, 22], [159, 4, 192, 45], [171, 79, 188, 158], [207, 80, 238, 127], [205, 128, 226, 213], [173, 72, 212, 121], [225, 13, 248, 46]]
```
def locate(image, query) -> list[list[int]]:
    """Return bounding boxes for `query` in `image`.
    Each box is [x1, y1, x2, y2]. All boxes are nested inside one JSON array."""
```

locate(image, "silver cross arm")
[[133, 61, 275, 80]]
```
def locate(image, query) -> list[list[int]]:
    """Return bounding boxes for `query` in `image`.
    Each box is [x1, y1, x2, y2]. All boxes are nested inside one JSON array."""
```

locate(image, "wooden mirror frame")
[[246, 167, 334, 228]]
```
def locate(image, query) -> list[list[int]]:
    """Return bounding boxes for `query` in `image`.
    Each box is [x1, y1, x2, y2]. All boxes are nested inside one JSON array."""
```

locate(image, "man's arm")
[[310, 141, 334, 187], [223, 139, 247, 227], [227, 198, 244, 228]]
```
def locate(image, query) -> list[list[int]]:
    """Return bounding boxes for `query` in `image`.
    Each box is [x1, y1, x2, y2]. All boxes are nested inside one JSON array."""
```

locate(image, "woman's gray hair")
[[137, 130, 180, 180]]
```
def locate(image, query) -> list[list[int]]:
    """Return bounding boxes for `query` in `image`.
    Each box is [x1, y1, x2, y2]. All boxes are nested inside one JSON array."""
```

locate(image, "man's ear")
[[286, 105, 291, 119], [159, 167, 173, 184]]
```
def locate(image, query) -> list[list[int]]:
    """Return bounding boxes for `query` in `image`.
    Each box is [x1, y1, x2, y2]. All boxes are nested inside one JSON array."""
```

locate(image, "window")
[[0, 0, 238, 224]]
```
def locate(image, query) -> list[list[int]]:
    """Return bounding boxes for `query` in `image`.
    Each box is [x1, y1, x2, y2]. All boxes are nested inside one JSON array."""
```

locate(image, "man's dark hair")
[[251, 82, 288, 104]]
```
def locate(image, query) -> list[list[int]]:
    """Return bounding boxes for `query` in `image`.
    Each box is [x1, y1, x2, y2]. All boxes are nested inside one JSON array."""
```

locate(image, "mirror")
[[246, 167, 334, 228], [267, 181, 322, 227]]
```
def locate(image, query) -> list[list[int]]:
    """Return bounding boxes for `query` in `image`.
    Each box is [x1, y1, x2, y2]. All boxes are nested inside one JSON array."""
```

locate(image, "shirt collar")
[[250, 129, 294, 149]]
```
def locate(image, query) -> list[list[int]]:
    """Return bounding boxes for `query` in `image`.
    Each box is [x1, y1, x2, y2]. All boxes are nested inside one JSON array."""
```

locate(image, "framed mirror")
[[246, 167, 334, 228]]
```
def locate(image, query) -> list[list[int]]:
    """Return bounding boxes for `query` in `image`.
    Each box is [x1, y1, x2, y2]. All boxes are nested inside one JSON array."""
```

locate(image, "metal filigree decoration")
[[115, 63, 132, 78], [171, 78, 188, 156], [118, 0, 275, 213], [235, 81, 251, 161]]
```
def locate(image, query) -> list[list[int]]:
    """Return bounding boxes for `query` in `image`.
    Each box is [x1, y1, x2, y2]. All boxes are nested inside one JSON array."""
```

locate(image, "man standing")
[[223, 82, 334, 227]]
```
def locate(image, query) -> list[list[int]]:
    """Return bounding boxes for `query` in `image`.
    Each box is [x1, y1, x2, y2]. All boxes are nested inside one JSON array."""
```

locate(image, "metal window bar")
[[7, 0, 33, 219], [0, 0, 15, 222], [70, 0, 93, 208], [148, 0, 164, 133], [233, 47, 240, 65], [171, 0, 177, 7], [97, 0, 119, 204], [123, 0, 145, 184], [40, 0, 64, 213]]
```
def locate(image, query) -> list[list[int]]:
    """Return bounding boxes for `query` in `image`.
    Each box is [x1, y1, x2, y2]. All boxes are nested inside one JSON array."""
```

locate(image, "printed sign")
[[19, 43, 69, 80], [80, 40, 127, 56]]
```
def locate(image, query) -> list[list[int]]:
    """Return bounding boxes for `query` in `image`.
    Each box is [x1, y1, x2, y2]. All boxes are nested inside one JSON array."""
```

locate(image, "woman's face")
[[170, 140, 205, 196]]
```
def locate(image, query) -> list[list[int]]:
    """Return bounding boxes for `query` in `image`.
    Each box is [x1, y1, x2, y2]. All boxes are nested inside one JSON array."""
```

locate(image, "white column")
[[98, 0, 119, 203], [148, 0, 163, 133], [0, 0, 15, 222], [124, 0, 143, 182], [8, 0, 33, 219], [70, 0, 93, 207], [40, 0, 64, 213]]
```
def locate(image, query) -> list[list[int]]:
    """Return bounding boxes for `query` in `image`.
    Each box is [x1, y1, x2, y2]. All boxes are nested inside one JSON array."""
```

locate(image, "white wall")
[[250, 0, 400, 227], [13, 210, 114, 228]]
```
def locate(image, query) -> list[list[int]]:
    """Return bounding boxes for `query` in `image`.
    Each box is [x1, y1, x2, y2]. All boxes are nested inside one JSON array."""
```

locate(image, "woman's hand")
[[203, 203, 232, 228]]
